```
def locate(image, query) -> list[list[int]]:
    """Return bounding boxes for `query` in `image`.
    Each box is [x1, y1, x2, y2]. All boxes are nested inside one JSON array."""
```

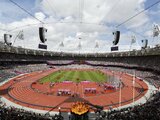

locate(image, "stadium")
[[0, 0, 160, 120]]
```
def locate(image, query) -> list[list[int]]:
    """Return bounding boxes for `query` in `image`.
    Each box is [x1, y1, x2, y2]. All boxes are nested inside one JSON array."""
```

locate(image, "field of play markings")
[[0, 68, 148, 112]]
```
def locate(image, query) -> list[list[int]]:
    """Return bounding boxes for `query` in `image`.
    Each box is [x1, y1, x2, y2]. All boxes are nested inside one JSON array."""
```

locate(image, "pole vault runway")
[[0, 68, 148, 112]]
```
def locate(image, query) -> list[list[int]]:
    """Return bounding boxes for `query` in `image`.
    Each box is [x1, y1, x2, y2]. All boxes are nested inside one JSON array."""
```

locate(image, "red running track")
[[0, 68, 148, 112]]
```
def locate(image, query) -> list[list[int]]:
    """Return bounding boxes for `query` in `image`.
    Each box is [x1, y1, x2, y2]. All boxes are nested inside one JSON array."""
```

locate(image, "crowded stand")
[[54, 64, 96, 69], [86, 57, 160, 72], [107, 92, 160, 120], [85, 60, 160, 88], [13, 64, 49, 74], [107, 67, 160, 88], [47, 60, 74, 65], [0, 64, 49, 83], [0, 100, 65, 120], [0, 104, 50, 120], [0, 66, 17, 82]]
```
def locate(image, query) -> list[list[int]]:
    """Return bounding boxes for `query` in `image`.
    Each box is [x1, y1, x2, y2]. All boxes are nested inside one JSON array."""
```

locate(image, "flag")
[[78, 42, 82, 49], [131, 35, 136, 44], [95, 42, 99, 48], [59, 41, 64, 47], [18, 30, 24, 40], [153, 24, 160, 37]]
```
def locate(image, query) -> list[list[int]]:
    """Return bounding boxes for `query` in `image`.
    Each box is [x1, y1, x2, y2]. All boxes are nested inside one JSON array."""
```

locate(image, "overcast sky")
[[0, 0, 160, 53]]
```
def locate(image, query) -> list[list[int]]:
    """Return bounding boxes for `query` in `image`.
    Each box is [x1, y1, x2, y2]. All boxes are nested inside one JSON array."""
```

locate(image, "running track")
[[0, 68, 148, 112]]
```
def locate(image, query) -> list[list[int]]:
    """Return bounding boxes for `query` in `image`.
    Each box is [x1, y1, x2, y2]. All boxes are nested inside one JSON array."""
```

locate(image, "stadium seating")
[[0, 43, 160, 120]]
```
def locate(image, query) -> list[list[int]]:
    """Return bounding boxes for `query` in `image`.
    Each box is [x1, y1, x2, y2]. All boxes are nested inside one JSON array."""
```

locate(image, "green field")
[[39, 70, 108, 83]]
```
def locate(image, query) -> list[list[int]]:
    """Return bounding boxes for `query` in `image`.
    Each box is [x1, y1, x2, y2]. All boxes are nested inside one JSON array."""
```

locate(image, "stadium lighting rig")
[[116, 0, 160, 28], [9, 0, 44, 24]]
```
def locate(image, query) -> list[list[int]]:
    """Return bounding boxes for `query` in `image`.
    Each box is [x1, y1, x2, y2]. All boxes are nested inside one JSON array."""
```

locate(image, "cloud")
[[0, 0, 158, 53], [35, 12, 46, 21]]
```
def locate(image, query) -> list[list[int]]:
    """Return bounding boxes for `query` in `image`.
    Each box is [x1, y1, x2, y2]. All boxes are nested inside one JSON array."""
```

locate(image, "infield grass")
[[39, 70, 108, 83]]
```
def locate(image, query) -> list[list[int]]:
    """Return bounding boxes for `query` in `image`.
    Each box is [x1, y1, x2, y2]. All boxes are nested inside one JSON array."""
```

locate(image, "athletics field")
[[39, 69, 108, 83]]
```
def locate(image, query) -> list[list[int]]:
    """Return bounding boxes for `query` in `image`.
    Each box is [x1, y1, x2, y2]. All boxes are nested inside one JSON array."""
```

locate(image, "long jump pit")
[[0, 68, 149, 113]]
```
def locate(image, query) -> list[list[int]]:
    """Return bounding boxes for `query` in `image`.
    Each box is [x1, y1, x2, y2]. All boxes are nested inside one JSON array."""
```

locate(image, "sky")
[[0, 0, 160, 53]]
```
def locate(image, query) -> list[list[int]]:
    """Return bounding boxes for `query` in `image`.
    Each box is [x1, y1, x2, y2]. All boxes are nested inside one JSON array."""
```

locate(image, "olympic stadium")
[[0, 0, 160, 120]]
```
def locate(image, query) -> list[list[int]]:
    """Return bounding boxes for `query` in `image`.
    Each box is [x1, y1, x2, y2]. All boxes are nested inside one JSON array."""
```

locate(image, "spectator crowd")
[[0, 64, 49, 83], [0, 60, 160, 120]]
